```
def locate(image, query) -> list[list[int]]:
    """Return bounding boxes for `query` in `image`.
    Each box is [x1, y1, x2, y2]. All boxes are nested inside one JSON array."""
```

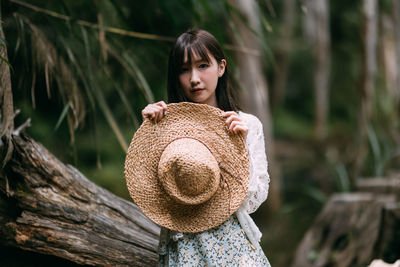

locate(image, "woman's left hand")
[[222, 111, 248, 139]]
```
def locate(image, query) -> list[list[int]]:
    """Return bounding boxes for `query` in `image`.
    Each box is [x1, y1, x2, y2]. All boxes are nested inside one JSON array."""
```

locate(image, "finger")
[[152, 106, 164, 121], [155, 101, 168, 117], [225, 114, 242, 125], [232, 125, 248, 135], [146, 106, 160, 120], [142, 108, 153, 120], [157, 101, 168, 111], [154, 102, 167, 119], [228, 120, 243, 131], [222, 111, 238, 118], [156, 108, 164, 121], [226, 116, 245, 130]]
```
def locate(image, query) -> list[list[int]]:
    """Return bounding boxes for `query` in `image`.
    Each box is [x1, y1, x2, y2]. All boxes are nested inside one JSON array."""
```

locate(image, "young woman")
[[141, 29, 271, 266]]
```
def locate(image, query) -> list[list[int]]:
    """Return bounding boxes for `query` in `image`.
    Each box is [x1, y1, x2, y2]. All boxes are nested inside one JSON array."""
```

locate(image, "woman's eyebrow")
[[181, 57, 209, 66], [185, 59, 208, 65], [194, 58, 209, 63]]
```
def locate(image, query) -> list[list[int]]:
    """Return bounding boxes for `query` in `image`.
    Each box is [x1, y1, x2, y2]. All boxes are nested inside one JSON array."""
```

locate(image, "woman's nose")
[[190, 69, 200, 84]]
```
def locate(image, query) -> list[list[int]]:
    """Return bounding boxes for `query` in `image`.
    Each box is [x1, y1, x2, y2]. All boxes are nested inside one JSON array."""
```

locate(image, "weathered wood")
[[356, 177, 400, 198], [376, 202, 400, 262], [291, 191, 400, 267], [0, 133, 160, 266]]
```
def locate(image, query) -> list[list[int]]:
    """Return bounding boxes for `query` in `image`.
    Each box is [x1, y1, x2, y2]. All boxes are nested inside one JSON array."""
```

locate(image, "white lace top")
[[235, 111, 270, 249], [158, 111, 270, 252]]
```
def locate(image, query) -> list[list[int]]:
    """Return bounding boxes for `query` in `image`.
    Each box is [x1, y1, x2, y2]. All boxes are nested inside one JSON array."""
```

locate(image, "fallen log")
[[0, 133, 160, 266]]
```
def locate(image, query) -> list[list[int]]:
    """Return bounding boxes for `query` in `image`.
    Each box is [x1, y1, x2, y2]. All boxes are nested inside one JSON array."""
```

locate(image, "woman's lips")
[[191, 88, 204, 93]]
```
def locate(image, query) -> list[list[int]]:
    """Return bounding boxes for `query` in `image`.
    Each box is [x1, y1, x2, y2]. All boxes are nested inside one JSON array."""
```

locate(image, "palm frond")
[[106, 44, 155, 104], [16, 15, 86, 140], [103, 66, 140, 130], [80, 26, 128, 152]]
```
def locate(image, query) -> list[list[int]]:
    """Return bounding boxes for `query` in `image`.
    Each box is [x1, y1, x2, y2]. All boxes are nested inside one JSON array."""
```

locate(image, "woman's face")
[[179, 49, 226, 108]]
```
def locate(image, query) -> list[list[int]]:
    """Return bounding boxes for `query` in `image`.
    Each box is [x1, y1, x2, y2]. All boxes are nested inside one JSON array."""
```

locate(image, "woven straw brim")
[[124, 102, 250, 233]]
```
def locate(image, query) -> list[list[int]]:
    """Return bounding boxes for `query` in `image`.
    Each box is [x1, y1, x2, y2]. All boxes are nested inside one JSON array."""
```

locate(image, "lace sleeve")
[[239, 112, 270, 214]]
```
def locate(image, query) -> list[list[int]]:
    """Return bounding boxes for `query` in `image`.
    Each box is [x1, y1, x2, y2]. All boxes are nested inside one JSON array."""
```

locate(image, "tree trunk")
[[228, 0, 281, 212], [381, 14, 397, 100], [351, 0, 378, 186], [302, 0, 331, 142], [380, 13, 400, 148], [313, 0, 330, 142], [272, 0, 296, 111], [0, 133, 160, 266], [393, 0, 400, 98], [0, 2, 15, 166]]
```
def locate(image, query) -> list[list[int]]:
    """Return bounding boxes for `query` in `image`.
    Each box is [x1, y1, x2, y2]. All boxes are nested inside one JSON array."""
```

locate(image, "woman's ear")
[[218, 59, 227, 77]]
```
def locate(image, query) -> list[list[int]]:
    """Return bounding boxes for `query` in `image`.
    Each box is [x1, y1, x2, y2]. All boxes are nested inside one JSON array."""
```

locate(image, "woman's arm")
[[239, 113, 270, 214]]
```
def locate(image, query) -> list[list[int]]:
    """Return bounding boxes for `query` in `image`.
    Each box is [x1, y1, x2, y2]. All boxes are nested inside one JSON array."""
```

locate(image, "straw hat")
[[124, 102, 250, 233]]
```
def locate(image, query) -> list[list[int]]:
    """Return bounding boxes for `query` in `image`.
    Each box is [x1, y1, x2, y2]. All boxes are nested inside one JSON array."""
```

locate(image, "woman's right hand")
[[141, 101, 168, 122]]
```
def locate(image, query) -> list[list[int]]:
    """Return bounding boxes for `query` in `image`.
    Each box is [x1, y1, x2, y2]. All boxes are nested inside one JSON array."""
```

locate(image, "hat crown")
[[158, 138, 220, 205]]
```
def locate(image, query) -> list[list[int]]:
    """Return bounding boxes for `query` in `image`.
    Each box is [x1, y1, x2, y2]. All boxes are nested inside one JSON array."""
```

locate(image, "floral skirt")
[[159, 214, 271, 266]]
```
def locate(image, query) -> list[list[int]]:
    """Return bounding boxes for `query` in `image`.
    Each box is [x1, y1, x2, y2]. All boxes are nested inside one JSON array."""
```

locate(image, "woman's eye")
[[199, 64, 209, 69], [181, 67, 189, 73]]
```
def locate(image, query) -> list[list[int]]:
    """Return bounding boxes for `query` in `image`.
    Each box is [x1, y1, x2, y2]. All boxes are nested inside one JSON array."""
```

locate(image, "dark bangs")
[[184, 43, 212, 67]]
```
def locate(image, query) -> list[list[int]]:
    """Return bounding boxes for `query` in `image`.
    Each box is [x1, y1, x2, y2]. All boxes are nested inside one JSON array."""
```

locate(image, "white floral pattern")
[[159, 215, 271, 266]]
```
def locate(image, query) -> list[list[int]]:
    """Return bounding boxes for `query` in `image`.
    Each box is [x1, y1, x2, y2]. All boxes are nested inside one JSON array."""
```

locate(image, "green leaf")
[[54, 102, 71, 131], [103, 66, 140, 130], [123, 52, 155, 103], [307, 250, 319, 262], [80, 28, 128, 152], [0, 55, 14, 73], [335, 163, 350, 192], [303, 186, 327, 203], [261, 13, 273, 33], [367, 123, 383, 177]]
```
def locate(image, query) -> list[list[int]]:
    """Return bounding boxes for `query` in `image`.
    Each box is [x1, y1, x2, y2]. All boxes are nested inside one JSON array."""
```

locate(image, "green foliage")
[[3, 1, 400, 264], [3, 0, 273, 190], [3, 0, 399, 209]]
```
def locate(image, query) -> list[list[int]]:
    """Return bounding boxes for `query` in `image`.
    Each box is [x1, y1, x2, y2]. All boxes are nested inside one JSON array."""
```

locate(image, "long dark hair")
[[167, 29, 240, 111]]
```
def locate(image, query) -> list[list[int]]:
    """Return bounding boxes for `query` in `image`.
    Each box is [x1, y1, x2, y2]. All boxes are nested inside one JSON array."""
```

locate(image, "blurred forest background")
[[2, 0, 400, 266]]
